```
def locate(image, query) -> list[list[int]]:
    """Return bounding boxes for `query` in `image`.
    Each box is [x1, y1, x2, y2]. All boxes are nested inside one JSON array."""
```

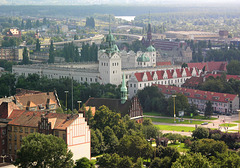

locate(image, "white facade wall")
[[67, 113, 91, 161], [128, 76, 192, 98]]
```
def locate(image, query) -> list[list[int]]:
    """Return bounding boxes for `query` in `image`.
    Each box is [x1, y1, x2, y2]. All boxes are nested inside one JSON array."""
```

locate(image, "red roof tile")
[[156, 61, 172, 66], [8, 110, 78, 130], [134, 68, 198, 82], [157, 85, 237, 103], [187, 61, 227, 72]]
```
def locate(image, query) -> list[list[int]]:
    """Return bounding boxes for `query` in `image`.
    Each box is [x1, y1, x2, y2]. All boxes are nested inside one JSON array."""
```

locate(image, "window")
[[9, 134, 12, 140], [30, 129, 34, 133], [14, 127, 18, 132], [63, 134, 66, 140], [19, 127, 23, 133], [2, 129, 6, 135], [2, 139, 4, 145], [134, 84, 136, 88], [20, 135, 22, 142], [25, 128, 28, 133], [14, 134, 17, 141], [55, 131, 59, 137]]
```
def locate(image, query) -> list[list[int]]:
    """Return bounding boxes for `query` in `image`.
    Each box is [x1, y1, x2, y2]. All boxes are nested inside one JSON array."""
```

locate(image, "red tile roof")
[[8, 110, 78, 130], [182, 76, 204, 88], [15, 90, 60, 110], [134, 68, 198, 82], [157, 85, 237, 103], [156, 61, 172, 66], [187, 61, 227, 72]]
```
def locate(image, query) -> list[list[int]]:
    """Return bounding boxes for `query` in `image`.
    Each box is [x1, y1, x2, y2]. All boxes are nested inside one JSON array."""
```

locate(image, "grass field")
[[219, 123, 237, 127], [168, 143, 190, 153], [155, 125, 195, 132], [146, 117, 208, 125], [234, 121, 240, 123], [144, 112, 216, 120]]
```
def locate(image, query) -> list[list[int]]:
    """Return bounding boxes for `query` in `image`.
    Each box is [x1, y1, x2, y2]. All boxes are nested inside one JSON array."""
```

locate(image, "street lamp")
[[172, 95, 176, 123], [64, 91, 69, 111], [237, 109, 240, 132], [77, 101, 82, 111]]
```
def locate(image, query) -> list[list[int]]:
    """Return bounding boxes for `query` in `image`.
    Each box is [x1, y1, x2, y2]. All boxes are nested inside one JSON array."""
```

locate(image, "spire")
[[121, 72, 127, 104], [106, 15, 115, 54]]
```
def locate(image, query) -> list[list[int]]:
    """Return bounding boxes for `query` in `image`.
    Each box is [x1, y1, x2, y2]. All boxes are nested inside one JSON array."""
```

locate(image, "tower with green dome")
[[121, 72, 128, 104], [98, 16, 122, 85]]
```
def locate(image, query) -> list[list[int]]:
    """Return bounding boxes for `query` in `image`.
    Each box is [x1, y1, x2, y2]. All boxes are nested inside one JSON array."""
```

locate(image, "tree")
[[36, 39, 41, 51], [172, 153, 211, 168], [21, 47, 29, 64], [192, 127, 209, 139], [75, 157, 94, 168], [190, 139, 228, 157], [181, 63, 188, 68], [227, 60, 240, 75], [48, 40, 55, 63], [205, 101, 213, 118], [118, 135, 153, 160], [103, 126, 119, 153], [14, 133, 74, 168]]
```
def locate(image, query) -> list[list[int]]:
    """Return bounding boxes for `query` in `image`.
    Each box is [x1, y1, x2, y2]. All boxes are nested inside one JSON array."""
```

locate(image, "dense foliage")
[[0, 73, 121, 110], [14, 133, 74, 168]]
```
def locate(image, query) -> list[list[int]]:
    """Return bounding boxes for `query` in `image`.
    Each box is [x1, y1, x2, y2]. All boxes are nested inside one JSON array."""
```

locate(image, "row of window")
[[8, 126, 35, 134]]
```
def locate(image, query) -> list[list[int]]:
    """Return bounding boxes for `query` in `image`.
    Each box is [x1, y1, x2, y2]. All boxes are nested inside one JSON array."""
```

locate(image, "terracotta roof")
[[182, 76, 204, 88], [134, 68, 197, 82], [156, 61, 172, 66], [157, 85, 237, 103], [0, 102, 20, 119], [15, 90, 60, 110], [187, 61, 227, 72], [8, 110, 78, 130], [85, 98, 132, 117]]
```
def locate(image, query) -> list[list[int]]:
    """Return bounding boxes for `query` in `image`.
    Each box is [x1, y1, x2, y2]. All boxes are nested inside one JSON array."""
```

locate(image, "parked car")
[[201, 122, 208, 125]]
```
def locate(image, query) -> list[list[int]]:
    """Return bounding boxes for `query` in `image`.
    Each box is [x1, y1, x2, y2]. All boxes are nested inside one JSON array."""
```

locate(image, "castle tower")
[[121, 72, 127, 104], [98, 17, 122, 85], [146, 12, 152, 46], [146, 45, 156, 67]]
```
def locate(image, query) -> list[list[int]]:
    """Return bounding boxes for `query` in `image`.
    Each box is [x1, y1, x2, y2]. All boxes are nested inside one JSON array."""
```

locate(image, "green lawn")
[[144, 112, 216, 120], [234, 121, 240, 123], [168, 143, 190, 153], [143, 112, 162, 116], [183, 115, 217, 120], [146, 117, 208, 125], [155, 125, 195, 132], [219, 123, 237, 127]]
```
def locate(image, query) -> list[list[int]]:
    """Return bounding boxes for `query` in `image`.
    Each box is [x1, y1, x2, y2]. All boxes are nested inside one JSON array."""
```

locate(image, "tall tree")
[[48, 40, 55, 63], [14, 133, 74, 168], [22, 47, 29, 64], [205, 101, 213, 118], [36, 39, 41, 51]]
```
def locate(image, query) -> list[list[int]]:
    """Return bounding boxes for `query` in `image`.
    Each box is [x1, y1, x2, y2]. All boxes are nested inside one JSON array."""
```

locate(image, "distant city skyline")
[[1, 0, 240, 5]]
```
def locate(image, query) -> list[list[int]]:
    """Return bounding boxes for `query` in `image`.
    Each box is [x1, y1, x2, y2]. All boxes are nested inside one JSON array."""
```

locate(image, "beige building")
[[0, 47, 24, 61], [165, 31, 219, 40]]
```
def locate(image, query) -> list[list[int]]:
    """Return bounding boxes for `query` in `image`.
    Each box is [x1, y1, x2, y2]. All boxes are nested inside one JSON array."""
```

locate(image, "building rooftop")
[[8, 110, 78, 130], [157, 85, 237, 103]]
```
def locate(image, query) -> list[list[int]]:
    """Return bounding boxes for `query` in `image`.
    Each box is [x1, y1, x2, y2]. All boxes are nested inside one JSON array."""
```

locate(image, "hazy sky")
[[1, 0, 240, 5]]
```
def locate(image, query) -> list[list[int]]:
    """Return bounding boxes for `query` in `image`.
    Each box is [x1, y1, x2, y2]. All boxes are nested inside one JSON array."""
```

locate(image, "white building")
[[157, 85, 239, 114], [12, 29, 179, 87], [128, 67, 199, 98]]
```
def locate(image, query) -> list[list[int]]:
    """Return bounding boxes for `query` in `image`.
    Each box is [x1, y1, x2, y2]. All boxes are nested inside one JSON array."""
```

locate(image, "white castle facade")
[[12, 30, 198, 98]]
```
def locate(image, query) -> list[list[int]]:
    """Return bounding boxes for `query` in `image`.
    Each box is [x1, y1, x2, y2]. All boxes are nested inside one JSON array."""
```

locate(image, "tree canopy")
[[14, 133, 74, 168]]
